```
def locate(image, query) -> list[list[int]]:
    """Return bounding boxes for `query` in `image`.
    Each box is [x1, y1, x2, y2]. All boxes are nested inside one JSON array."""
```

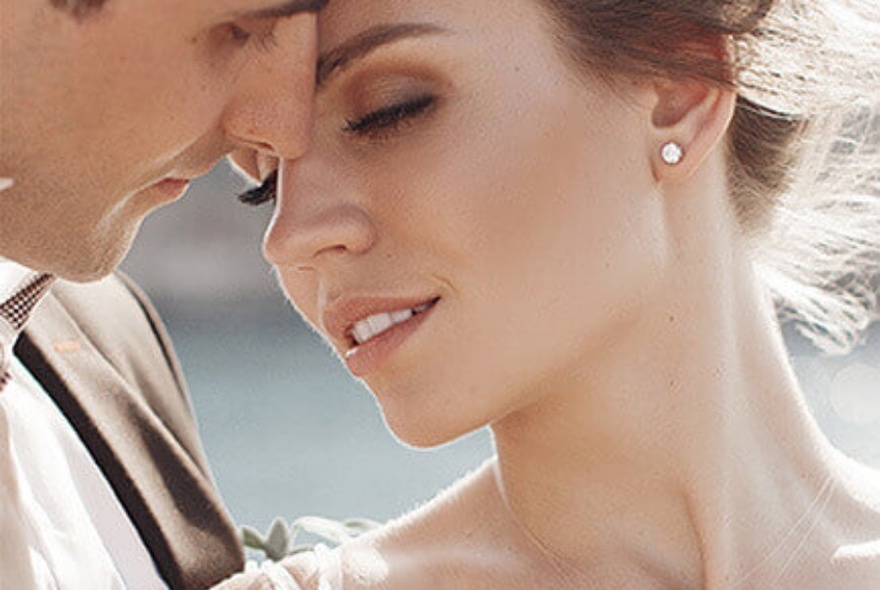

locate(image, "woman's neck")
[[489, 182, 878, 587]]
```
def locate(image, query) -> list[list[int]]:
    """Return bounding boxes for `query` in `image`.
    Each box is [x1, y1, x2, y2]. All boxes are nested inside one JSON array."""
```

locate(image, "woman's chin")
[[364, 372, 491, 448], [381, 410, 475, 450], [384, 419, 455, 449]]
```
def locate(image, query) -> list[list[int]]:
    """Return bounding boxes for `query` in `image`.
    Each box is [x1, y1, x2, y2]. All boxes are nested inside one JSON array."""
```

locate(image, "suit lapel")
[[16, 291, 242, 590]]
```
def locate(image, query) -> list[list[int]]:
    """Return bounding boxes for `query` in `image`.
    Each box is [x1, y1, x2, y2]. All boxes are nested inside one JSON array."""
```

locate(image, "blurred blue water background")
[[122, 163, 880, 534], [155, 299, 494, 531]]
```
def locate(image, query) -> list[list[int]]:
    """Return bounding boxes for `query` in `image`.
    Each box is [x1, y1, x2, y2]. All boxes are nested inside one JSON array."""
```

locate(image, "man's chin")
[[36, 231, 137, 283], [58, 260, 123, 283]]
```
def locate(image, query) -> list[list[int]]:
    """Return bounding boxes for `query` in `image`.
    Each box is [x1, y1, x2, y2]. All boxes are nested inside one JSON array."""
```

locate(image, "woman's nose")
[[223, 14, 318, 160], [263, 160, 378, 269]]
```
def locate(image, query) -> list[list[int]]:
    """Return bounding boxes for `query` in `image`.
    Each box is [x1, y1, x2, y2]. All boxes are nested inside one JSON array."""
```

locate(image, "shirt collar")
[[0, 256, 45, 303], [0, 257, 54, 362]]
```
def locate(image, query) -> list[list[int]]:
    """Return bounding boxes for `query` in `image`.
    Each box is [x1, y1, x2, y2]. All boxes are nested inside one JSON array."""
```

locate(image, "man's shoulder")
[[50, 272, 158, 329], [24, 272, 246, 586], [49, 272, 185, 385], [25, 271, 199, 441]]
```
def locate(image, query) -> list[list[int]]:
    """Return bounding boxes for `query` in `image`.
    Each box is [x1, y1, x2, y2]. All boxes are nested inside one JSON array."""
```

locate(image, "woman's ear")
[[648, 79, 736, 183]]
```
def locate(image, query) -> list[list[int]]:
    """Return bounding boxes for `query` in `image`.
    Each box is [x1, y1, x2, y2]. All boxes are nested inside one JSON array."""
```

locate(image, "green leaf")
[[343, 518, 381, 535], [240, 514, 380, 559], [292, 516, 356, 545], [265, 517, 292, 561], [241, 525, 266, 551]]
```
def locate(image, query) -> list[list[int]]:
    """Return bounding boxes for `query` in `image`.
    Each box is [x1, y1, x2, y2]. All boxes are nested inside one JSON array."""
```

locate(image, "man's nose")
[[223, 14, 318, 159]]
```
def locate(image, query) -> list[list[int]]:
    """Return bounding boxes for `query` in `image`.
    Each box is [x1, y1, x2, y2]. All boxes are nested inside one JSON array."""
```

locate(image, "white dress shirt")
[[0, 258, 167, 589]]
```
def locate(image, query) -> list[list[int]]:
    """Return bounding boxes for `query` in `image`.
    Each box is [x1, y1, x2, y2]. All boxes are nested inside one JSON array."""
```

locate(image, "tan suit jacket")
[[14, 274, 244, 589]]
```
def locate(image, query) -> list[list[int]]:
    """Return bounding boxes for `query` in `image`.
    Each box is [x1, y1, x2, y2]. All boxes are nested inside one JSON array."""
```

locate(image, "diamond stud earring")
[[661, 142, 684, 166]]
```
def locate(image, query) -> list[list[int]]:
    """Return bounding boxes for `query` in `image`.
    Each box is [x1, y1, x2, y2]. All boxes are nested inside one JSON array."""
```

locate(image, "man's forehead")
[[50, 0, 327, 20]]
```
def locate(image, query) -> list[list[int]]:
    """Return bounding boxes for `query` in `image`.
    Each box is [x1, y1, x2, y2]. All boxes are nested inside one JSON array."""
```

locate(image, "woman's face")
[[267, 0, 671, 446]]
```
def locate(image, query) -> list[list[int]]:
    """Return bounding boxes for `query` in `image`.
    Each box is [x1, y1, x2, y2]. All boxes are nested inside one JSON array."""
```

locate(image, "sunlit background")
[[122, 161, 880, 534]]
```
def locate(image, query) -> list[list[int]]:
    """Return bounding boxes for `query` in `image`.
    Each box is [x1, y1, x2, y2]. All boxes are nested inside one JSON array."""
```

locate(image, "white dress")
[[254, 545, 343, 590]]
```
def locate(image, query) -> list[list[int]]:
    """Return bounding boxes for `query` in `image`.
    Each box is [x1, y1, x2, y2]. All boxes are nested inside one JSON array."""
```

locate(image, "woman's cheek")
[[280, 273, 320, 328]]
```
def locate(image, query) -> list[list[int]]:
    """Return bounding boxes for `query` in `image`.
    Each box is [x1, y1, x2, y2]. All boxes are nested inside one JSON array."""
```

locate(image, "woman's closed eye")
[[237, 89, 438, 206], [344, 94, 436, 140]]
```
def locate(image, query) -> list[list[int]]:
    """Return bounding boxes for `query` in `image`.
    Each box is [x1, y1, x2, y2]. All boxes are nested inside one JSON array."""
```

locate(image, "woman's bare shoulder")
[[820, 453, 880, 584], [313, 458, 536, 589], [253, 461, 497, 590], [383, 457, 499, 537]]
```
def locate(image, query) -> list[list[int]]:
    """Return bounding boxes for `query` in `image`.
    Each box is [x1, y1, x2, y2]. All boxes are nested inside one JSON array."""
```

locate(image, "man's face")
[[0, 0, 322, 280]]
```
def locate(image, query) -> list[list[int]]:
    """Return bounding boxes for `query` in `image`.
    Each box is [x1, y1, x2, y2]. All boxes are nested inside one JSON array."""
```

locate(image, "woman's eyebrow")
[[317, 22, 448, 88], [236, 0, 329, 20]]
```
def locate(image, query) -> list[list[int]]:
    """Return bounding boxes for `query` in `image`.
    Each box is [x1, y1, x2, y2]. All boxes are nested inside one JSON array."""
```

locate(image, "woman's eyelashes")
[[238, 170, 277, 207], [237, 91, 437, 207], [344, 94, 436, 139]]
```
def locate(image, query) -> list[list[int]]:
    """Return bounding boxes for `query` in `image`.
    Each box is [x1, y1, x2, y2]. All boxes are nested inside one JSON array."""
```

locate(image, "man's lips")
[[149, 161, 216, 197], [322, 295, 441, 350], [152, 177, 191, 199]]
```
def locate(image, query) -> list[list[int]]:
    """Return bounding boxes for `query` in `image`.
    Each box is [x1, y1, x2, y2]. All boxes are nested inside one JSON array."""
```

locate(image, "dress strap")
[[314, 544, 344, 590]]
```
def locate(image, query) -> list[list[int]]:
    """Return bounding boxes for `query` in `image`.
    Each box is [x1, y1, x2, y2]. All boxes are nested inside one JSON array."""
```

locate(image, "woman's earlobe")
[[649, 80, 736, 182], [660, 141, 684, 166]]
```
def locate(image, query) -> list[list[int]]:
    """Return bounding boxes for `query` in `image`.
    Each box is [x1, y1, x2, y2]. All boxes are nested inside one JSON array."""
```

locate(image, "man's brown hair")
[[51, 0, 108, 18]]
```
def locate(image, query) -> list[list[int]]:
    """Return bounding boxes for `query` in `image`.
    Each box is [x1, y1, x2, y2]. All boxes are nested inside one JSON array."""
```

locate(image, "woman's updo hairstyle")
[[541, 0, 880, 353]]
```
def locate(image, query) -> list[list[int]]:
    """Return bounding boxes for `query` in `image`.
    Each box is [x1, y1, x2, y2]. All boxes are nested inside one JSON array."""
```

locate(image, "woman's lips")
[[343, 298, 439, 377], [348, 299, 437, 345]]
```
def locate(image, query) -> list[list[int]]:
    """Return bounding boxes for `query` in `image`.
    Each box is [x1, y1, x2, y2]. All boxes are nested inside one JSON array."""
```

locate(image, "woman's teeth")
[[350, 301, 434, 345]]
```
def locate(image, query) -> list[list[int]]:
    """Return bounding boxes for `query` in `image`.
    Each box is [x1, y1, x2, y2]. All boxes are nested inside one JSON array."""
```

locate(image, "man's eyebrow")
[[237, 0, 329, 20], [317, 23, 448, 88]]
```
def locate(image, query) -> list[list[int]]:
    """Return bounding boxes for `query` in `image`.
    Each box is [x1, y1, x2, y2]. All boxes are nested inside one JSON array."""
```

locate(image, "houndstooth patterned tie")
[[0, 274, 55, 393]]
